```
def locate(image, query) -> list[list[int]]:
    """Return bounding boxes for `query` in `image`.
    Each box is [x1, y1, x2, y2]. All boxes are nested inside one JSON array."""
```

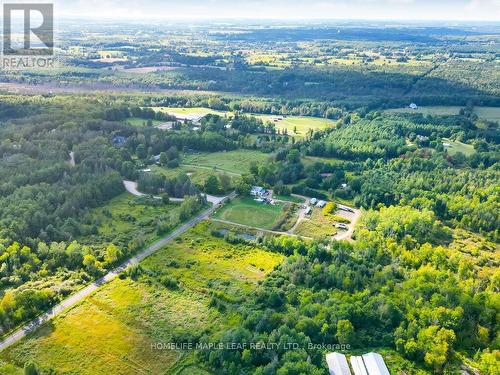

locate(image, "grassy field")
[[0, 222, 284, 374], [81, 192, 185, 246], [386, 106, 500, 122], [151, 164, 234, 189], [253, 115, 335, 137], [126, 117, 163, 127], [213, 197, 286, 230], [442, 138, 476, 157], [182, 150, 270, 175], [294, 207, 338, 239], [151, 107, 336, 137]]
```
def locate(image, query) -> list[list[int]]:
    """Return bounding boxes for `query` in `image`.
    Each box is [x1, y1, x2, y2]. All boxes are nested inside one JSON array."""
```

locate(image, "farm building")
[[316, 200, 327, 208], [305, 207, 312, 215], [325, 352, 351, 375], [310, 198, 318, 205], [409, 103, 418, 109], [362, 353, 390, 375], [250, 186, 268, 197], [350, 356, 368, 375]]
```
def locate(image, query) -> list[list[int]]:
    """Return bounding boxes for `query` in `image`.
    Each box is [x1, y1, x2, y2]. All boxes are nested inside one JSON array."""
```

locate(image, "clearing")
[[442, 138, 476, 157], [0, 222, 283, 375], [182, 150, 270, 175], [212, 197, 287, 230]]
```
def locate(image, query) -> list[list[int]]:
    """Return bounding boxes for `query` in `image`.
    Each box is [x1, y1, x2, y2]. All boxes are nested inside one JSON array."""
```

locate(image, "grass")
[[182, 150, 270, 175], [125, 117, 163, 127], [151, 164, 233, 187], [442, 138, 476, 157], [386, 105, 500, 122], [82, 192, 184, 246], [294, 207, 338, 239], [252, 115, 335, 138], [153, 107, 227, 118], [213, 197, 285, 230], [0, 222, 284, 374], [273, 194, 305, 203]]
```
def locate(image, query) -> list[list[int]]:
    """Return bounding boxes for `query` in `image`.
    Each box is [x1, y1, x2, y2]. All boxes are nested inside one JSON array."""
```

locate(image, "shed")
[[325, 352, 351, 375], [350, 356, 368, 375], [362, 353, 390, 375]]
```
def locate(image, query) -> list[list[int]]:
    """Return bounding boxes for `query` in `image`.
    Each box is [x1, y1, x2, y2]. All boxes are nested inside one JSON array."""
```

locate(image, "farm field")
[[386, 105, 500, 121], [182, 150, 270, 175], [0, 222, 284, 375], [253, 114, 336, 137], [125, 117, 163, 127], [80, 192, 186, 246], [213, 197, 287, 230], [442, 138, 476, 157], [294, 207, 338, 239], [153, 107, 227, 119], [151, 164, 234, 189]]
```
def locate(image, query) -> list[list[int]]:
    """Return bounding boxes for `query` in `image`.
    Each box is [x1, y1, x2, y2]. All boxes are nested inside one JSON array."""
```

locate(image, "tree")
[[136, 144, 147, 159], [204, 175, 219, 195], [159, 152, 168, 165], [219, 173, 232, 193], [104, 243, 121, 265], [416, 326, 456, 371], [336, 319, 355, 345], [23, 361, 40, 375]]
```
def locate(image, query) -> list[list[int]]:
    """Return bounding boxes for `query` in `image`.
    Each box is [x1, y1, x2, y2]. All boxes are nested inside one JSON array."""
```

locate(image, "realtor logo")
[[2, 2, 55, 68]]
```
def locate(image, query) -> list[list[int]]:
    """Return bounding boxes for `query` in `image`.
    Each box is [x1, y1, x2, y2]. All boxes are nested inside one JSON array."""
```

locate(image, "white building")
[[409, 103, 418, 110], [310, 198, 318, 205], [250, 186, 267, 197], [326, 352, 351, 375], [362, 353, 390, 375], [350, 356, 368, 375], [316, 200, 327, 208]]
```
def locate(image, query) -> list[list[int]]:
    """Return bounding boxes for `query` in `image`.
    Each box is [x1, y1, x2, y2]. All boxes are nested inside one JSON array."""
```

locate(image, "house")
[[416, 135, 429, 142], [112, 135, 127, 146], [325, 352, 351, 375], [362, 353, 390, 375], [153, 154, 161, 164], [409, 103, 418, 110], [316, 200, 327, 208], [250, 186, 267, 197], [349, 356, 368, 375], [310, 198, 318, 205]]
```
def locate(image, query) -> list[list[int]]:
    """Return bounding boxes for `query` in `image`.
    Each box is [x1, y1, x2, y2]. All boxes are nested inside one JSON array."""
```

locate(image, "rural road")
[[123, 180, 225, 205], [0, 192, 236, 352]]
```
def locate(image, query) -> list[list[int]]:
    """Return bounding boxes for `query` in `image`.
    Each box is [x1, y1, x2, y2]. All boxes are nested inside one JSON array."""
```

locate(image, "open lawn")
[[152, 107, 227, 119], [294, 207, 338, 239], [442, 138, 476, 157], [0, 222, 284, 374], [253, 115, 335, 137], [151, 164, 235, 190], [213, 197, 286, 230], [182, 150, 270, 175]]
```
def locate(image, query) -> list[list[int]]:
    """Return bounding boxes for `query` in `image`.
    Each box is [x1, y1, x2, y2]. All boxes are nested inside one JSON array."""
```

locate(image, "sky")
[[56, 0, 500, 21]]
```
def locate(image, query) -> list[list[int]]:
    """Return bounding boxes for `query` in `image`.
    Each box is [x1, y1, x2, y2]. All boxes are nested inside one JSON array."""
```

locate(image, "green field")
[[151, 107, 336, 137], [0, 222, 284, 375], [294, 207, 338, 239], [125, 117, 163, 127], [386, 106, 500, 122], [253, 114, 335, 137], [81, 192, 186, 246], [182, 150, 270, 175], [213, 197, 286, 230], [442, 138, 476, 157]]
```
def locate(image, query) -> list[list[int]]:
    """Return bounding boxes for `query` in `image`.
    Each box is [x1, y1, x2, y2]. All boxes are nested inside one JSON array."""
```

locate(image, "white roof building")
[[316, 200, 327, 208], [326, 353, 351, 375], [310, 198, 318, 205], [409, 103, 418, 109], [362, 353, 390, 375], [350, 356, 368, 375]]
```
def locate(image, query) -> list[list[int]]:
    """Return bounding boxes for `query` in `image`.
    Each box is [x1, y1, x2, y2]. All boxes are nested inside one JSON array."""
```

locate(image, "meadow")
[[442, 138, 476, 157], [80, 192, 187, 248], [253, 114, 336, 137], [0, 222, 284, 375], [182, 150, 270, 175], [386, 105, 500, 122], [294, 207, 338, 239], [213, 197, 287, 230]]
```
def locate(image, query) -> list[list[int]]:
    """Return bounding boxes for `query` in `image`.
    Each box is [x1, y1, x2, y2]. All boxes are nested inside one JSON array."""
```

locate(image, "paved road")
[[0, 192, 236, 352]]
